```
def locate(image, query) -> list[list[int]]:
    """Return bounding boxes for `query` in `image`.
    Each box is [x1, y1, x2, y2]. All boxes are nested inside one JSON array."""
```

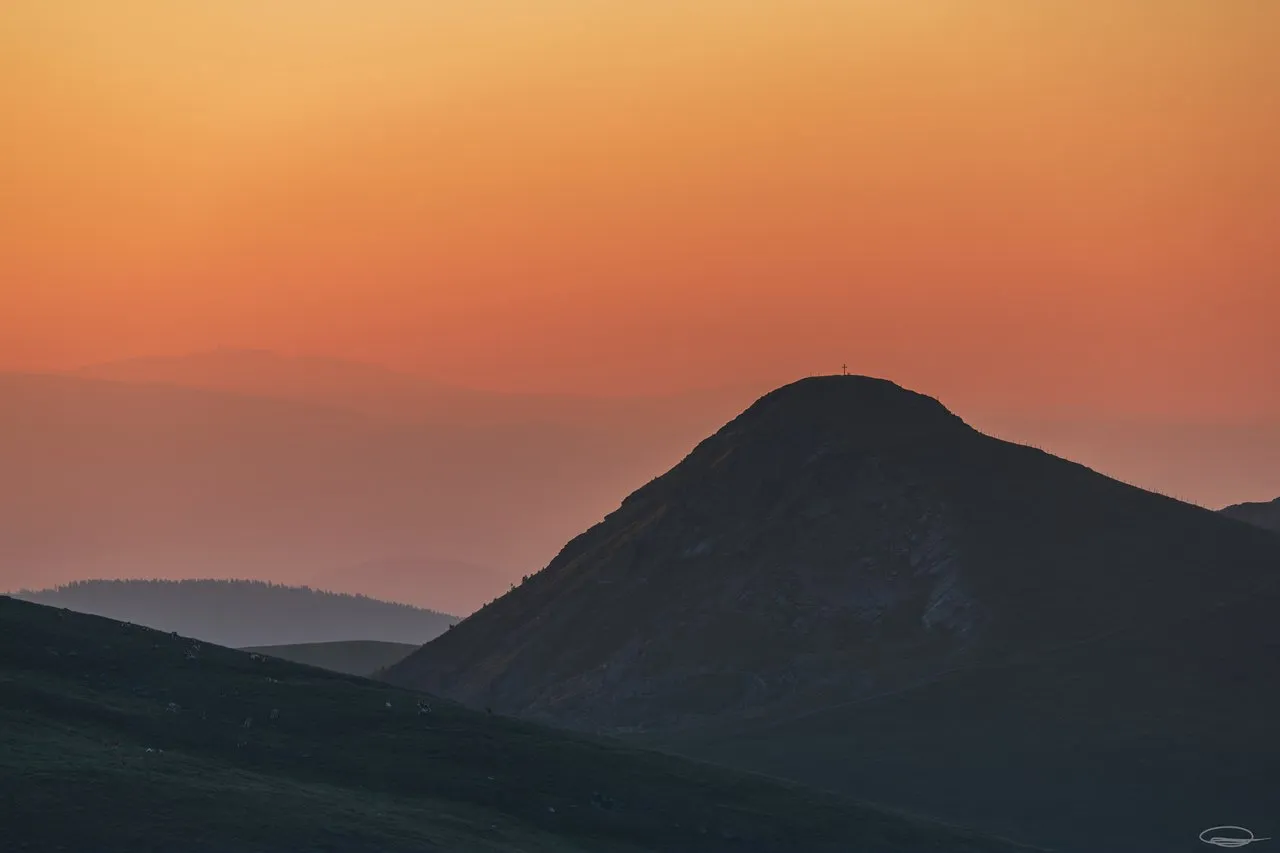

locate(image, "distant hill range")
[[1220, 496, 1280, 532], [240, 640, 419, 677], [72, 347, 764, 429], [384, 375, 1280, 853], [12, 579, 456, 648]]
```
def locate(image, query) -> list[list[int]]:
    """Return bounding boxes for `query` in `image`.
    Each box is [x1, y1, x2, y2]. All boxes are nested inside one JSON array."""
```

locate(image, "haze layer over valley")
[[4, 350, 1274, 617]]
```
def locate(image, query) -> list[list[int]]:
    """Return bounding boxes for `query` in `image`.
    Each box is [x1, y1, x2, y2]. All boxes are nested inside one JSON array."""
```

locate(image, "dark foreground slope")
[[0, 596, 1028, 853], [241, 640, 419, 677], [14, 579, 456, 647], [385, 375, 1280, 852], [1221, 496, 1280, 532]]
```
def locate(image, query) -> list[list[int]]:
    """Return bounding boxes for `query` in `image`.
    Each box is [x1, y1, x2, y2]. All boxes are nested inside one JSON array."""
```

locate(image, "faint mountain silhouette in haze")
[[970, 412, 1280, 510], [1, 371, 752, 607], [71, 348, 1279, 510], [13, 579, 456, 647], [385, 374, 1280, 853], [73, 347, 768, 430], [1220, 496, 1280, 532]]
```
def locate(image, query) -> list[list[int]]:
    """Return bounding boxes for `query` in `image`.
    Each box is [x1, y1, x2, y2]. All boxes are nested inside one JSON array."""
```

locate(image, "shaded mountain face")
[[1221, 496, 1280, 532], [14, 579, 456, 647], [660, 564, 1280, 853], [73, 348, 768, 433], [384, 375, 1280, 852], [387, 376, 1280, 731]]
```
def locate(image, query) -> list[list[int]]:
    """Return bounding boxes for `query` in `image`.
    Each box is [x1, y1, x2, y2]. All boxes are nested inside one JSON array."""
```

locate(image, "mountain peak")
[[1220, 495, 1280, 532], [729, 375, 967, 436], [597, 376, 973, 520]]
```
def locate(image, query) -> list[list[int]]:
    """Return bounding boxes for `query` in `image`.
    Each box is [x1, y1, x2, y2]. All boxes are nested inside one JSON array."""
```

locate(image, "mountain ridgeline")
[[1221, 496, 1280, 533], [385, 375, 1280, 853], [14, 579, 456, 648]]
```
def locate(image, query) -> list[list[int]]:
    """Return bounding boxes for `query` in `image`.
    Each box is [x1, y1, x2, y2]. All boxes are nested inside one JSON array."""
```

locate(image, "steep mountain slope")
[[385, 375, 1280, 852], [1221, 496, 1280, 532], [659, 562, 1280, 852], [0, 595, 1029, 853], [241, 640, 419, 676], [14, 580, 455, 647]]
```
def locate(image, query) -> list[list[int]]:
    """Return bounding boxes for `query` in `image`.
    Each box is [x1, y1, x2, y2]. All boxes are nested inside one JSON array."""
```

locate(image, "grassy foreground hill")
[[0, 595, 1030, 853], [240, 640, 419, 677]]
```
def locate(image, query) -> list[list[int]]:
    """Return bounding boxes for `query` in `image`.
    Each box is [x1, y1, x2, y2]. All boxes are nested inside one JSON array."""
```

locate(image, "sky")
[[2, 0, 1278, 420]]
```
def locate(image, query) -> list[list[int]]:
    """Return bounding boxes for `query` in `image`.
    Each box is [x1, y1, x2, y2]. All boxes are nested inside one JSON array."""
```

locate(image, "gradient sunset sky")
[[3, 1, 1277, 419]]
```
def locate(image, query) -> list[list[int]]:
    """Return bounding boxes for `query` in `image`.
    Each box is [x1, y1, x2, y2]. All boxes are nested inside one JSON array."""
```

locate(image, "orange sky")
[[2, 1, 1278, 418]]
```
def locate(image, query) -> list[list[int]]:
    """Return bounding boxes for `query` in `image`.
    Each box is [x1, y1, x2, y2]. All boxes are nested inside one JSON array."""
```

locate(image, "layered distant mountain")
[[73, 348, 765, 431], [1220, 496, 1280, 532], [385, 375, 1280, 853], [968, 412, 1280, 510], [1, 370, 756, 611], [13, 579, 454, 647]]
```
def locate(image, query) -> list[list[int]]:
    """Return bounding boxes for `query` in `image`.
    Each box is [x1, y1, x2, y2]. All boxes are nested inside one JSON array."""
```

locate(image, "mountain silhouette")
[[13, 579, 456, 647], [74, 348, 766, 431], [73, 348, 634, 426], [384, 375, 1280, 852], [1221, 496, 1280, 532]]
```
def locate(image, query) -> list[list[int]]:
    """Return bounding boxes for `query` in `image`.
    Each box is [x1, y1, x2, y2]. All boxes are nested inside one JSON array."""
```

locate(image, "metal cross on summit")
[[841, 363, 848, 376]]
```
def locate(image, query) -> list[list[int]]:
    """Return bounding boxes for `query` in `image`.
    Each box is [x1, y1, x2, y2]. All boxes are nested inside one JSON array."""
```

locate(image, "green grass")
[[0, 595, 1033, 852]]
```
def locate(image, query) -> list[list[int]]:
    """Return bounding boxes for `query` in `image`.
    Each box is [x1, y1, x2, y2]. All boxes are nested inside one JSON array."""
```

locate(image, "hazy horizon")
[[3, 351, 1274, 614]]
